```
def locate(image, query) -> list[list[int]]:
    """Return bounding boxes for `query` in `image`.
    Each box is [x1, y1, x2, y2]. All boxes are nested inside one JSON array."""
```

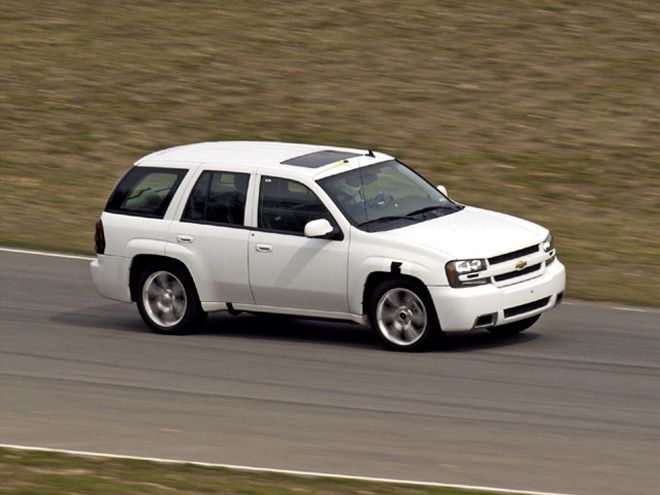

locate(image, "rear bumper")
[[428, 260, 566, 332], [90, 254, 132, 303]]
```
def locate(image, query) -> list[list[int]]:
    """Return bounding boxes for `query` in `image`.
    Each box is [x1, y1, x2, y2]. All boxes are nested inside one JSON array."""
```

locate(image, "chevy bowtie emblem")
[[515, 260, 528, 270]]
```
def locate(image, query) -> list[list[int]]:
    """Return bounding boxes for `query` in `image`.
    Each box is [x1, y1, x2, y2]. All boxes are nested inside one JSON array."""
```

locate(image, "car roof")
[[134, 141, 394, 180]]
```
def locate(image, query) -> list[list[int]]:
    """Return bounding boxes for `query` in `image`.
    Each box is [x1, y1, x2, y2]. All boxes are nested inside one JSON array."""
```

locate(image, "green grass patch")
[[0, 0, 658, 306], [0, 447, 528, 495]]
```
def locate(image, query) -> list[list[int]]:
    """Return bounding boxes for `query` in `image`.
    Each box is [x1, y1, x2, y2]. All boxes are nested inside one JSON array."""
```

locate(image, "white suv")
[[91, 141, 565, 351]]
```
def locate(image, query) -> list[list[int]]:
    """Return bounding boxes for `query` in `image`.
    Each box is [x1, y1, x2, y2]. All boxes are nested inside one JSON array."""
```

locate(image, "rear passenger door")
[[248, 176, 349, 313], [167, 169, 254, 305]]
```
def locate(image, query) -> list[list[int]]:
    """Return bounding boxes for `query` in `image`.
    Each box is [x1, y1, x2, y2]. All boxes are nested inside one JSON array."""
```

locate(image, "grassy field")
[[1, 1, 658, 306], [0, 448, 528, 495]]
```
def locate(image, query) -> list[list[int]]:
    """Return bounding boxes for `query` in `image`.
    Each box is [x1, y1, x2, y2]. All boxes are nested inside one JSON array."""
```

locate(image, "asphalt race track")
[[1, 250, 658, 495]]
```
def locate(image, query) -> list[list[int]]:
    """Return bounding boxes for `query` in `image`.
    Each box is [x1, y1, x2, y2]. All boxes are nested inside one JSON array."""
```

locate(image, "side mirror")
[[436, 184, 448, 196], [304, 218, 334, 238]]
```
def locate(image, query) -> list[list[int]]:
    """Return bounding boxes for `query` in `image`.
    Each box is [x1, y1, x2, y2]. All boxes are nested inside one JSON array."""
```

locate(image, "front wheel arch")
[[362, 272, 432, 317], [366, 276, 441, 351]]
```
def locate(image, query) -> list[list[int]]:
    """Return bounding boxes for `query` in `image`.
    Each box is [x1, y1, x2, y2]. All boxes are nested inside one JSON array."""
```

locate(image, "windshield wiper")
[[405, 204, 461, 217], [357, 205, 463, 229], [357, 215, 414, 228]]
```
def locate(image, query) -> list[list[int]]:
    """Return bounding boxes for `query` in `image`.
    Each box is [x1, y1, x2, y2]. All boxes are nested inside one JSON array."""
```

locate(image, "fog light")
[[475, 313, 497, 328]]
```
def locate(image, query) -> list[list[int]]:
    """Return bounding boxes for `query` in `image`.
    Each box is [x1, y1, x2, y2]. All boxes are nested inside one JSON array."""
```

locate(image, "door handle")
[[176, 234, 194, 244], [255, 244, 272, 253]]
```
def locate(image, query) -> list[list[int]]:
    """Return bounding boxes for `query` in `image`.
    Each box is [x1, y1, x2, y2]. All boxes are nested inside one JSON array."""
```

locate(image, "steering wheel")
[[368, 191, 394, 208]]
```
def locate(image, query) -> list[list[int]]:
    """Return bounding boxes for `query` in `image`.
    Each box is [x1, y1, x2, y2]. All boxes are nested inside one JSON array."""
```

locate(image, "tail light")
[[94, 218, 106, 254]]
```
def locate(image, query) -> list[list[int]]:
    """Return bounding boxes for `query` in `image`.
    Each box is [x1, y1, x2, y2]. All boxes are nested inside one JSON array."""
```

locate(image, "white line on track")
[[561, 300, 651, 313], [0, 444, 576, 495], [0, 246, 94, 261], [610, 306, 650, 313], [0, 246, 653, 314]]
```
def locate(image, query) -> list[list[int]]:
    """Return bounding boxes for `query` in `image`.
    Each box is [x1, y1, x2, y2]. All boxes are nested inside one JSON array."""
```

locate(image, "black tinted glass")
[[281, 150, 360, 168], [106, 167, 187, 218], [318, 160, 460, 231], [182, 171, 249, 226], [258, 177, 331, 234]]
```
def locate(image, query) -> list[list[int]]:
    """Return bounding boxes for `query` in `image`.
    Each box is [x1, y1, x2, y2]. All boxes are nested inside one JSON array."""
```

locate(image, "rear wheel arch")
[[129, 255, 198, 302], [131, 255, 206, 335]]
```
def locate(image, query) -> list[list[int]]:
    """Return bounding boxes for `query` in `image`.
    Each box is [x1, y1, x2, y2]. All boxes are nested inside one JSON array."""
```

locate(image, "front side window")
[[182, 171, 249, 226], [318, 160, 463, 232], [258, 176, 334, 235], [106, 167, 187, 218]]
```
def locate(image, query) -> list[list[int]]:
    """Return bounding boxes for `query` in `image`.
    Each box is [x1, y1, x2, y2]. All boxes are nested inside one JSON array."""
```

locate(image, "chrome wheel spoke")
[[402, 325, 421, 342], [155, 307, 167, 322], [147, 285, 161, 299], [163, 308, 176, 323], [411, 309, 426, 327], [380, 306, 397, 324], [154, 273, 168, 289], [172, 299, 186, 319], [383, 293, 398, 309]]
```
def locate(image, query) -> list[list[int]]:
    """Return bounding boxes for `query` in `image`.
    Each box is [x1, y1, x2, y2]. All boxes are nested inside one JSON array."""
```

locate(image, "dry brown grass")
[[0, 447, 519, 495], [1, 0, 658, 305]]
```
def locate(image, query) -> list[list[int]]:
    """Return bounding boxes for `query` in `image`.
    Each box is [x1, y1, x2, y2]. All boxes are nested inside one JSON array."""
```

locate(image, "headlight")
[[445, 259, 488, 288], [542, 234, 555, 253], [543, 233, 557, 265]]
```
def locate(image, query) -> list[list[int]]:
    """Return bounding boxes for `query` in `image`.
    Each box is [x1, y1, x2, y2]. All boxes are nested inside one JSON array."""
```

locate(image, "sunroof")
[[281, 150, 361, 168]]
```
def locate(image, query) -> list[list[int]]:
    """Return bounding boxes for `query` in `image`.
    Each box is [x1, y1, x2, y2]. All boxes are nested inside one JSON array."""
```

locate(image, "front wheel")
[[136, 262, 205, 335], [368, 278, 440, 351], [487, 315, 540, 336]]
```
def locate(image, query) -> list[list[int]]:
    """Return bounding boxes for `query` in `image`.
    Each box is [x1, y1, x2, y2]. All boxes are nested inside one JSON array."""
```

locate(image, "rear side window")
[[182, 171, 250, 226], [106, 167, 187, 218]]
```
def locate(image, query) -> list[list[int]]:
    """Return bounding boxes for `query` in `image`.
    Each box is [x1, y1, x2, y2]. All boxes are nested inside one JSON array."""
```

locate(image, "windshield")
[[318, 160, 463, 231]]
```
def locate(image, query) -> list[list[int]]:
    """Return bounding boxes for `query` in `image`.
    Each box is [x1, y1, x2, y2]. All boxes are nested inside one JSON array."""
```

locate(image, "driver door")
[[248, 176, 349, 313]]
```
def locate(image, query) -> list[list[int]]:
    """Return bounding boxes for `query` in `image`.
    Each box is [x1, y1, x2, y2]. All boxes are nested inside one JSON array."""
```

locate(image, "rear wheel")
[[136, 262, 205, 335], [487, 315, 540, 336], [368, 278, 439, 351]]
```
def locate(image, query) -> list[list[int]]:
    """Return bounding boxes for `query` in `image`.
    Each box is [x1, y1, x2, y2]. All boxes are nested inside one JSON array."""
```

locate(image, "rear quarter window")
[[106, 167, 187, 218]]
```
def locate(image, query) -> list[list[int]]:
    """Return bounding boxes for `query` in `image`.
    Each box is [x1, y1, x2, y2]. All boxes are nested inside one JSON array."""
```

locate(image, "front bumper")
[[428, 260, 566, 332], [90, 254, 132, 303]]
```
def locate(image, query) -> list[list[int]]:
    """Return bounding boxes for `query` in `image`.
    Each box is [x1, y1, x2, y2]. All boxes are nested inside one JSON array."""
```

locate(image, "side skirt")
[[224, 303, 367, 325]]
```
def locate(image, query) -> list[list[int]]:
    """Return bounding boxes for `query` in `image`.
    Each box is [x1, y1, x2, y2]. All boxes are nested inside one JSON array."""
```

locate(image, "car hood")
[[374, 206, 547, 259]]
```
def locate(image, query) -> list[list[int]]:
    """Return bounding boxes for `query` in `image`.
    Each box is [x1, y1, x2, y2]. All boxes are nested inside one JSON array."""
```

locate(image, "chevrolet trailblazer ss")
[[91, 141, 565, 351]]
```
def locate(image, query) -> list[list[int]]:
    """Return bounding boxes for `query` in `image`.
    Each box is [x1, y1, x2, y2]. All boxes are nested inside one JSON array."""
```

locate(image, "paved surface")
[[0, 250, 658, 495]]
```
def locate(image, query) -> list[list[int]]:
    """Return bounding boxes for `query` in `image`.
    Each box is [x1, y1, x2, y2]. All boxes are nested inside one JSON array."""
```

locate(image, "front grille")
[[504, 297, 550, 318], [488, 244, 539, 265], [494, 263, 542, 282]]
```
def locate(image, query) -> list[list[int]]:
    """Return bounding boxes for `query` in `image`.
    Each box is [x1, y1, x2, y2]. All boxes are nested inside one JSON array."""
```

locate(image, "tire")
[[487, 315, 540, 337], [368, 278, 440, 351], [135, 261, 206, 335]]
